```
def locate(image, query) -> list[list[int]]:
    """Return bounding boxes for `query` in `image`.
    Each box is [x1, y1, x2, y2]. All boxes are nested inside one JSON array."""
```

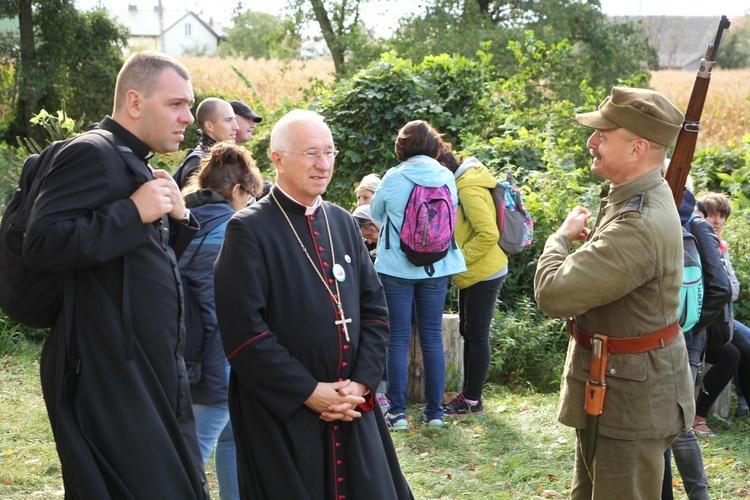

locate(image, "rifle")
[[664, 15, 731, 206]]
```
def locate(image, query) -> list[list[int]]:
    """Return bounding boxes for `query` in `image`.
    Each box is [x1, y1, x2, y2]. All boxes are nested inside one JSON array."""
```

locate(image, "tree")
[[389, 0, 657, 100], [719, 16, 750, 69], [0, 0, 127, 142], [284, 0, 387, 76], [220, 9, 298, 59]]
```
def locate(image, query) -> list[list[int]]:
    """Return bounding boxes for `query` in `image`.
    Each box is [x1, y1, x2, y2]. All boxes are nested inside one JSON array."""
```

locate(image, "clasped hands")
[[305, 379, 368, 422]]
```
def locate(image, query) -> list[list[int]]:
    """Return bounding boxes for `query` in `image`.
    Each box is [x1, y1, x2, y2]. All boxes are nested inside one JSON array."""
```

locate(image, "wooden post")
[[407, 313, 462, 403]]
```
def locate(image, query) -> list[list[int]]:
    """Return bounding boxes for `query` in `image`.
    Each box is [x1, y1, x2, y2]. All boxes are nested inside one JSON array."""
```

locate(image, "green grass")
[[2, 340, 750, 498]]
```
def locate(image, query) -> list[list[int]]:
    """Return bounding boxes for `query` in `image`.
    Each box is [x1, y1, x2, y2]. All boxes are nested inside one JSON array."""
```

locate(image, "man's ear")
[[125, 90, 142, 119], [630, 137, 651, 161], [270, 151, 284, 172]]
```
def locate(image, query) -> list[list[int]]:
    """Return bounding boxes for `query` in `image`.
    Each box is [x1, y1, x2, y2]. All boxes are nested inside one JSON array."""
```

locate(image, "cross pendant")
[[335, 315, 352, 342]]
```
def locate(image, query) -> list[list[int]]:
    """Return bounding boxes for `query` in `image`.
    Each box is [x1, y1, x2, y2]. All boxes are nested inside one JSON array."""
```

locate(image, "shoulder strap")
[[82, 130, 150, 361], [87, 129, 153, 184]]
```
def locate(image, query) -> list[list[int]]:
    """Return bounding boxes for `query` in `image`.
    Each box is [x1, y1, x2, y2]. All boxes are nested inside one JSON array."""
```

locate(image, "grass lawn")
[[2, 342, 750, 498]]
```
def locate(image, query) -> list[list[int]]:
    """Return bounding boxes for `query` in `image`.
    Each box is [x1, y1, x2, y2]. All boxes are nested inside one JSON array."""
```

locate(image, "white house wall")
[[163, 17, 219, 56]]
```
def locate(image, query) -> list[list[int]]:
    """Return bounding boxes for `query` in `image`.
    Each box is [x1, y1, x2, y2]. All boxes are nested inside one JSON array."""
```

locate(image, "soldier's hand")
[[558, 206, 591, 243]]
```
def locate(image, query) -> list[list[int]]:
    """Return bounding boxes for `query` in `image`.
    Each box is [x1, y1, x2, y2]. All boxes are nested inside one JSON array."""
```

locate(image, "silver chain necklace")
[[270, 191, 351, 341]]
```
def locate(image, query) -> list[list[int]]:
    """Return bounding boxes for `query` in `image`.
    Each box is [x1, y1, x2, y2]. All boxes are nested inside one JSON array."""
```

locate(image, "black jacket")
[[679, 190, 732, 333]]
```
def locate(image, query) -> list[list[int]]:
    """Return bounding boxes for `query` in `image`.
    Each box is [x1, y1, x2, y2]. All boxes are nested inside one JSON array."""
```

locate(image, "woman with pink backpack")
[[371, 120, 466, 429]]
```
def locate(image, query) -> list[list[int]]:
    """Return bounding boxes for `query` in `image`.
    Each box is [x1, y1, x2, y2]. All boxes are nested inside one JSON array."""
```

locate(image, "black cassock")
[[24, 118, 208, 499], [215, 187, 412, 500]]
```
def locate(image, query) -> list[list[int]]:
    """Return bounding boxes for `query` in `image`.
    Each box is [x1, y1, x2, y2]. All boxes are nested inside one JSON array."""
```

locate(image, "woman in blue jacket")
[[179, 142, 263, 499], [371, 120, 466, 429]]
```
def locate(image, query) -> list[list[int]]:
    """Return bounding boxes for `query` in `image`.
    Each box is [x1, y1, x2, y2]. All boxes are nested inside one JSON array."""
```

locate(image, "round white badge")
[[333, 263, 346, 282]]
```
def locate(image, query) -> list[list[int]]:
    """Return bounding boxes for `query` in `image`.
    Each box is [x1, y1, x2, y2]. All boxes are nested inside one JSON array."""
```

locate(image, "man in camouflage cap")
[[534, 86, 694, 499]]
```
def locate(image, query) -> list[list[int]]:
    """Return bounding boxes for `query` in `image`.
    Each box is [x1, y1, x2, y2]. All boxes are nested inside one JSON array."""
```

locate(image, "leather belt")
[[567, 318, 680, 354]]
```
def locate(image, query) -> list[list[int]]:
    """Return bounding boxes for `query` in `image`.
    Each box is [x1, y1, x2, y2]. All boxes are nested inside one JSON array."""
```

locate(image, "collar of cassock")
[[273, 184, 322, 216]]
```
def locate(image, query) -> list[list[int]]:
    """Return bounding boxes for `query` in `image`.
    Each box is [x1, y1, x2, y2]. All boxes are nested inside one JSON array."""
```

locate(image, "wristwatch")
[[179, 208, 191, 224]]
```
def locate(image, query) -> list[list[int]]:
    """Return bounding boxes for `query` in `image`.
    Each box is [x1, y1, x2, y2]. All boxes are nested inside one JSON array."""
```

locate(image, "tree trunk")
[[407, 314, 463, 403], [19, 0, 38, 140], [308, 0, 346, 76]]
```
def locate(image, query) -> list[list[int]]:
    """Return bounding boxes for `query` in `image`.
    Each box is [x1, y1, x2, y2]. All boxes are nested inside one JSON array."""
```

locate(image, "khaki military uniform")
[[535, 168, 694, 440]]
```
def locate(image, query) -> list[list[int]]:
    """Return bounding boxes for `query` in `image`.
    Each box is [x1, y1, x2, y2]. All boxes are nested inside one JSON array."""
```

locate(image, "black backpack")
[[0, 129, 129, 328]]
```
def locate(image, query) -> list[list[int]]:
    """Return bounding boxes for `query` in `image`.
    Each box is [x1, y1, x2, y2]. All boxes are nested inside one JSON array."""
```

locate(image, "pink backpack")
[[386, 184, 456, 276]]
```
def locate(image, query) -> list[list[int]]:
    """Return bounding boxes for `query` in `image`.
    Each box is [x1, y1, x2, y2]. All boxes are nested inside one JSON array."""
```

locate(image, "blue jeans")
[[458, 276, 505, 401], [663, 331, 708, 500], [380, 273, 449, 420], [193, 361, 239, 500]]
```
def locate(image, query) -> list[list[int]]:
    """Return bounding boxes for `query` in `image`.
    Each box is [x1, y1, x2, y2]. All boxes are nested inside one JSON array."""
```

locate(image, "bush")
[[691, 136, 750, 323], [0, 141, 25, 215], [487, 296, 568, 393]]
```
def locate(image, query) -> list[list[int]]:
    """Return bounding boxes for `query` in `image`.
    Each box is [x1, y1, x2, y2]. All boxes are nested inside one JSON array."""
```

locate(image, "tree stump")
[[407, 313, 463, 403]]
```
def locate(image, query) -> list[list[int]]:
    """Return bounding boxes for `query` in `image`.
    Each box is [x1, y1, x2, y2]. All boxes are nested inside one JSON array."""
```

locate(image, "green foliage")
[[690, 135, 750, 323], [2, 1, 127, 142], [220, 10, 298, 59], [316, 48, 499, 208], [718, 17, 750, 69], [0, 140, 25, 215], [390, 0, 655, 100], [487, 296, 568, 393], [20, 103, 86, 154], [1, 104, 85, 216], [280, 0, 390, 76]]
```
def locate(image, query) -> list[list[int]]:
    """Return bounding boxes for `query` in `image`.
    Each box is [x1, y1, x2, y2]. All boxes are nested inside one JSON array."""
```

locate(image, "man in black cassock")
[[214, 109, 412, 499], [23, 51, 208, 498]]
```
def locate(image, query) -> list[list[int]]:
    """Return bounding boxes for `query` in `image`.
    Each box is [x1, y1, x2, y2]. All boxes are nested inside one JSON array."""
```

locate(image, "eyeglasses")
[[357, 222, 379, 238], [281, 149, 339, 161]]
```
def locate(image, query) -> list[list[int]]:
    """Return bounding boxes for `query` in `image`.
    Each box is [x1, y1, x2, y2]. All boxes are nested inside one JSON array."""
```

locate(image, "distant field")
[[178, 56, 336, 112], [180, 57, 749, 150], [650, 69, 750, 149]]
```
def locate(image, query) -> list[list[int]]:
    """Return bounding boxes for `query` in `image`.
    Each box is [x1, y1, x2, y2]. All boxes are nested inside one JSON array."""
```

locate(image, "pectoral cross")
[[335, 304, 352, 342]]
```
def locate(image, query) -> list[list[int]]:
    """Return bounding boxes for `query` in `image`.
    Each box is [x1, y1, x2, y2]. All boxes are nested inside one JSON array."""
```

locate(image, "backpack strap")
[[86, 130, 152, 361], [385, 215, 394, 250], [88, 129, 154, 184]]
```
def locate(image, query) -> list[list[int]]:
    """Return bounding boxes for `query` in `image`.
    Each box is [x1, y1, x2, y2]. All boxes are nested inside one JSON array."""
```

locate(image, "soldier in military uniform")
[[534, 87, 695, 499]]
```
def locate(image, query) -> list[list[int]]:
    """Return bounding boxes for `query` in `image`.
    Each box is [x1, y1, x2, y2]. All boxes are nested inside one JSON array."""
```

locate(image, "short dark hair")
[[697, 192, 732, 219], [114, 50, 190, 113]]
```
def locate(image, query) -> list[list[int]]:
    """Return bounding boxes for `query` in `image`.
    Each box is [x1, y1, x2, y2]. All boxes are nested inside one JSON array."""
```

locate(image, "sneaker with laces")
[[422, 415, 444, 427], [386, 412, 407, 431], [443, 393, 486, 417], [376, 393, 390, 415], [737, 396, 749, 416]]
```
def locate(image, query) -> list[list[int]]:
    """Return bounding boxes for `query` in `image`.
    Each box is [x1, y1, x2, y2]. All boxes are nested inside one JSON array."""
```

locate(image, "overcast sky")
[[76, 0, 750, 35]]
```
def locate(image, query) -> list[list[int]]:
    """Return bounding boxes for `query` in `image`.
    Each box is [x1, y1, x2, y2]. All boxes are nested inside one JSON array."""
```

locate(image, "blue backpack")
[[678, 215, 704, 332], [386, 183, 456, 276], [489, 173, 534, 255]]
